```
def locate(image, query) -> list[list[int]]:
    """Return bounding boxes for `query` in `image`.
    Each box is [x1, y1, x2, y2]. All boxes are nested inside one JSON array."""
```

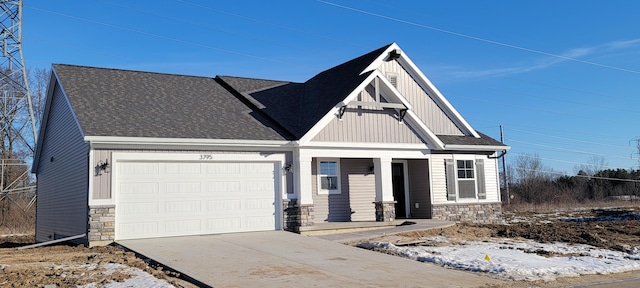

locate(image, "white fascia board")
[[84, 136, 292, 150], [444, 144, 511, 151], [360, 43, 401, 75], [396, 53, 480, 138], [303, 141, 428, 150], [371, 70, 413, 109], [404, 110, 446, 150], [298, 72, 379, 145]]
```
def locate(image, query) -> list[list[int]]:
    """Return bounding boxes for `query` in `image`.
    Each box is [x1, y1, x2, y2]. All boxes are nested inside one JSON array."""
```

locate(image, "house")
[[32, 43, 509, 246]]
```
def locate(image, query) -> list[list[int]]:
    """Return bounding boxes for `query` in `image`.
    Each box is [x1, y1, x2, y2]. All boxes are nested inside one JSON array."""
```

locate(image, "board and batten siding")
[[92, 150, 293, 200], [311, 158, 351, 222], [343, 159, 376, 221], [36, 82, 89, 242], [408, 159, 431, 218], [311, 108, 424, 143], [377, 61, 463, 135]]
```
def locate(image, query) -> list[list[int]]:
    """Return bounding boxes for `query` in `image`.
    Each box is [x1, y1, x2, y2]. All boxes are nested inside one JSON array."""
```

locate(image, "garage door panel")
[[207, 181, 241, 193], [120, 222, 159, 236], [165, 200, 201, 214], [117, 161, 278, 240], [207, 217, 242, 231], [207, 199, 242, 211], [120, 202, 159, 215], [207, 163, 240, 174], [166, 182, 201, 195], [165, 219, 202, 234]]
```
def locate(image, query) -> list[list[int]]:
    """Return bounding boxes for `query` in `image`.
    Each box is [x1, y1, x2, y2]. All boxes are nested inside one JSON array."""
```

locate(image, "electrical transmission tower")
[[0, 0, 38, 217]]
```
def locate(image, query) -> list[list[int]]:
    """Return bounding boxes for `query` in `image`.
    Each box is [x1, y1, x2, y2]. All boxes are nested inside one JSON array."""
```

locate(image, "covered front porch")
[[284, 153, 433, 232]]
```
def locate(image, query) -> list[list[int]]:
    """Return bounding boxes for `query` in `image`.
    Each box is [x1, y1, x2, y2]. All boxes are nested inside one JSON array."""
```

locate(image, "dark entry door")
[[392, 163, 406, 218]]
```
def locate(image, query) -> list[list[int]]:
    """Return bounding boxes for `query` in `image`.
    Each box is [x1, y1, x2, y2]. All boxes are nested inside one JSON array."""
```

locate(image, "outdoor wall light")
[[284, 163, 293, 173], [95, 160, 111, 176]]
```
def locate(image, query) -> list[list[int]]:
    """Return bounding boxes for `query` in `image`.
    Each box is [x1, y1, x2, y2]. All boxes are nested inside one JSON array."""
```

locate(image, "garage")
[[115, 160, 280, 240]]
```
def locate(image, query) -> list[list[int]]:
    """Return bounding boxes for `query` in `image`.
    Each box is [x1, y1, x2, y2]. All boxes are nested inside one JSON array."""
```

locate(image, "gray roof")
[[53, 64, 292, 140], [437, 132, 505, 147], [52, 44, 506, 148], [219, 43, 391, 138]]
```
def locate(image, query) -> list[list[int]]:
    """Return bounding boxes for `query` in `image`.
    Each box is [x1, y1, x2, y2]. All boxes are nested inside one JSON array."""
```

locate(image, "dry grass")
[[0, 198, 35, 235], [503, 199, 639, 213]]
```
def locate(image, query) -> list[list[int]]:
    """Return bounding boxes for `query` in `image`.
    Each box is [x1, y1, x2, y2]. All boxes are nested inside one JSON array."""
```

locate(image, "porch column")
[[374, 157, 396, 221], [296, 156, 313, 205], [288, 154, 314, 231]]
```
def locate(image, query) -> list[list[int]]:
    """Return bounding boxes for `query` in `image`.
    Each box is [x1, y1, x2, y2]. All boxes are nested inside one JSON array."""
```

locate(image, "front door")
[[392, 163, 407, 219]]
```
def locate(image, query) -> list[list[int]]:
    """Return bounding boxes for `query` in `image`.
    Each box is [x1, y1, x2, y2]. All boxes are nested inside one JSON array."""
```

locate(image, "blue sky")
[[23, 0, 640, 175]]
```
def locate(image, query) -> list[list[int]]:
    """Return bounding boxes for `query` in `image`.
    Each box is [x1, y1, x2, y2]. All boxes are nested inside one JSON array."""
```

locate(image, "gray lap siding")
[[36, 83, 89, 243]]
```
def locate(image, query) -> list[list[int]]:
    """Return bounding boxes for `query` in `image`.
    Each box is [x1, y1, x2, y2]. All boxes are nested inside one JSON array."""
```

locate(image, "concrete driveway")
[[118, 231, 505, 288]]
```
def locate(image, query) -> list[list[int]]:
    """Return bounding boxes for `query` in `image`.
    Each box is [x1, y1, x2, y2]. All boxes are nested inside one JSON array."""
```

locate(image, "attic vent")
[[386, 73, 398, 88]]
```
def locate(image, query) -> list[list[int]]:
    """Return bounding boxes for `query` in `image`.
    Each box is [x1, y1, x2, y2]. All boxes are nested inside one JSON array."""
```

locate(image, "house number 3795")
[[199, 154, 213, 160]]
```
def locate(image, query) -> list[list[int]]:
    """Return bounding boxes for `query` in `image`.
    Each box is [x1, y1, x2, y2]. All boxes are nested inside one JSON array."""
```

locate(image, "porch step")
[[298, 220, 406, 236]]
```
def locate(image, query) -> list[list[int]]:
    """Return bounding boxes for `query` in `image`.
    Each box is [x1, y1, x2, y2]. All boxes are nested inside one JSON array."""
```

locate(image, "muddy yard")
[[1, 207, 639, 287], [0, 236, 197, 287]]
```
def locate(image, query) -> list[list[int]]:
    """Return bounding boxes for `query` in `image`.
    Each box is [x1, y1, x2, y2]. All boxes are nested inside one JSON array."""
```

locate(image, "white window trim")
[[317, 158, 341, 195], [455, 156, 478, 200]]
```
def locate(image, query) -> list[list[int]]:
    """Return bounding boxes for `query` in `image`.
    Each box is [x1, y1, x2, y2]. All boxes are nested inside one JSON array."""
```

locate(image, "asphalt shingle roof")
[[53, 64, 291, 140], [52, 44, 506, 148]]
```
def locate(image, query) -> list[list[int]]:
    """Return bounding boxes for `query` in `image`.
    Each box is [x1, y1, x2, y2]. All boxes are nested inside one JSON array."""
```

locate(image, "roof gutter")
[[443, 144, 511, 152], [84, 136, 293, 149]]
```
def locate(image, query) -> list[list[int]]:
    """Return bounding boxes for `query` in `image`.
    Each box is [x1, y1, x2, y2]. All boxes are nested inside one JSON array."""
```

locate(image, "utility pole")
[[500, 125, 510, 205], [0, 0, 37, 215], [632, 137, 640, 202]]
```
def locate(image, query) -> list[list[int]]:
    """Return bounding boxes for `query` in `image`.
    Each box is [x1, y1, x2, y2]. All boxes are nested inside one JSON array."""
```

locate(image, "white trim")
[[396, 55, 480, 138], [111, 151, 287, 235], [444, 144, 510, 151], [298, 73, 379, 145], [316, 158, 341, 195], [304, 141, 428, 150], [360, 43, 400, 74], [298, 148, 431, 159], [85, 136, 290, 148]]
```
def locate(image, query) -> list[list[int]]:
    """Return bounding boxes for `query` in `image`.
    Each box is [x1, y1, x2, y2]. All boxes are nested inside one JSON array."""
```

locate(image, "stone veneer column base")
[[374, 201, 396, 222], [88, 205, 115, 245], [283, 199, 314, 232], [431, 202, 502, 223]]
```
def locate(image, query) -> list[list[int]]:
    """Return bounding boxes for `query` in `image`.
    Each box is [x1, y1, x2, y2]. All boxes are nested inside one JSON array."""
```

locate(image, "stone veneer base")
[[88, 205, 115, 244], [431, 202, 502, 223]]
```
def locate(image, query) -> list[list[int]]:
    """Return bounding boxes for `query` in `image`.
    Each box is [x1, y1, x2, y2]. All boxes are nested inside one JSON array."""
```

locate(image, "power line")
[[509, 128, 631, 150], [508, 139, 632, 160], [513, 167, 640, 183], [317, 0, 640, 75]]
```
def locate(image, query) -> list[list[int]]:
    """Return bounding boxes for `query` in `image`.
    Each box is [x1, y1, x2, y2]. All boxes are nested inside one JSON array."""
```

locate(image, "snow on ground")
[[360, 237, 640, 282], [78, 263, 174, 288]]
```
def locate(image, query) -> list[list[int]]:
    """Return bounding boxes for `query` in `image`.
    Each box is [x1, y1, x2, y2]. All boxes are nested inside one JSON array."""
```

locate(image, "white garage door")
[[116, 161, 278, 240]]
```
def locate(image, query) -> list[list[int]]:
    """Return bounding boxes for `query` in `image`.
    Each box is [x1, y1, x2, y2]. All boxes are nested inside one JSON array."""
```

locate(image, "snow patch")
[[360, 237, 640, 282]]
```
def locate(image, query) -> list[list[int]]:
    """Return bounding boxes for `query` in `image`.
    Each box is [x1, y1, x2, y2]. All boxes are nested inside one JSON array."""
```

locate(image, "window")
[[457, 160, 476, 199], [318, 159, 340, 194], [446, 158, 486, 201]]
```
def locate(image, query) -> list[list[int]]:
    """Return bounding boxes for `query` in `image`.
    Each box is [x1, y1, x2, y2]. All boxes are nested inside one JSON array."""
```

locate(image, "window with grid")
[[318, 160, 340, 194], [457, 160, 476, 199]]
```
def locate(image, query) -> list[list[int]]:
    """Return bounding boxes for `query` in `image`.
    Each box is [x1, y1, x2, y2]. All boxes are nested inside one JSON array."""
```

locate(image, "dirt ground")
[[0, 235, 197, 287], [1, 207, 639, 287], [361, 206, 640, 287]]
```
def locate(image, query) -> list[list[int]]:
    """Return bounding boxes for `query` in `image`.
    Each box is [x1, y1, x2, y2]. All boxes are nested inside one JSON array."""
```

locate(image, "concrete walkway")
[[315, 219, 455, 243], [118, 229, 505, 288]]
